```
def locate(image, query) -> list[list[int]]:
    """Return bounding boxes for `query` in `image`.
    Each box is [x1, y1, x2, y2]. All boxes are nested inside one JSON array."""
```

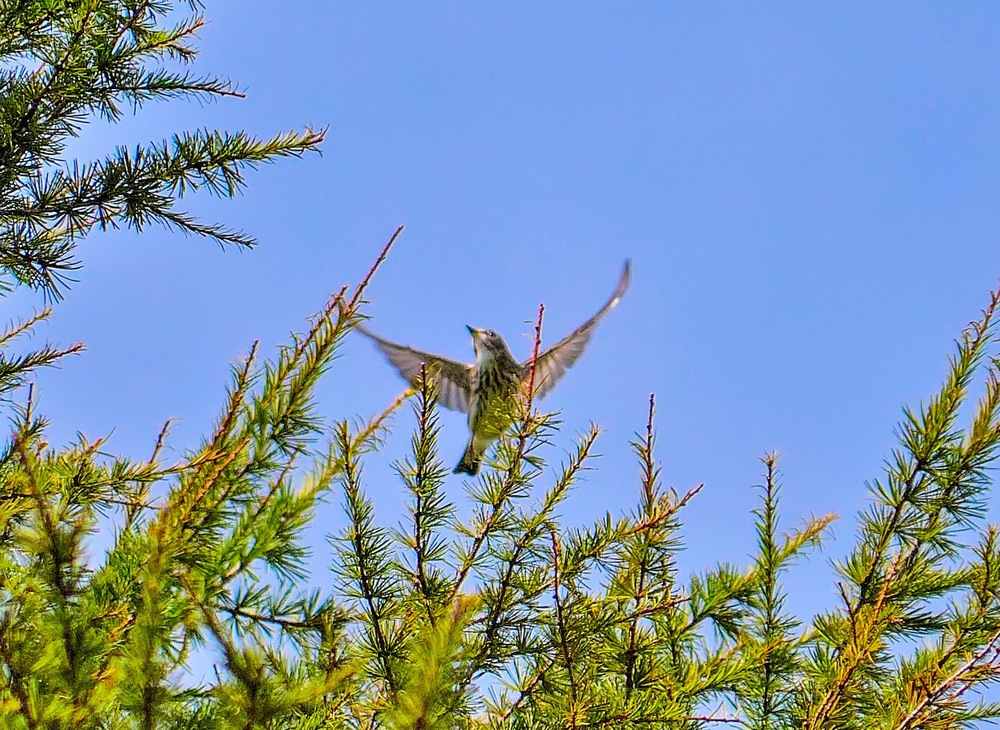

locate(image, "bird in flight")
[[357, 260, 631, 476]]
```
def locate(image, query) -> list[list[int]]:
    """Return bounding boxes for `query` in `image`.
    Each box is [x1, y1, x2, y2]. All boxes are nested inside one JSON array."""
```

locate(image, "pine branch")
[[395, 365, 454, 620], [549, 527, 579, 724], [0, 308, 83, 396], [0, 1, 326, 296], [334, 419, 402, 696], [802, 287, 1000, 729]]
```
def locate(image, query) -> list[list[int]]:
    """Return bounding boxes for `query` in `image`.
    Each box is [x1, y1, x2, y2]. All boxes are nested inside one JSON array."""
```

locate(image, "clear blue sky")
[[12, 3, 1000, 627]]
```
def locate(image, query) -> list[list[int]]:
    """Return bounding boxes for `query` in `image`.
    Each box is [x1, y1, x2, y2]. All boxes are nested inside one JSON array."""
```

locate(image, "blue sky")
[[12, 3, 1000, 627]]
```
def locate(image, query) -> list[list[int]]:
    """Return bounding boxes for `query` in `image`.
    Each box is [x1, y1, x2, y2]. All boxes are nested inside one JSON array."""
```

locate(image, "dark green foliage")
[[0, 0, 323, 298], [0, 0, 323, 416]]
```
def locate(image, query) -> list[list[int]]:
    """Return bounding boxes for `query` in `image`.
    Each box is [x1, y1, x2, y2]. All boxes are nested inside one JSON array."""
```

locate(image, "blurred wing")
[[357, 324, 474, 413], [525, 260, 631, 399]]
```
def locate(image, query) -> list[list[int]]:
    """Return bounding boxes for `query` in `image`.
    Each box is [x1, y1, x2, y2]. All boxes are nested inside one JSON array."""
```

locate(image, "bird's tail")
[[454, 442, 481, 476]]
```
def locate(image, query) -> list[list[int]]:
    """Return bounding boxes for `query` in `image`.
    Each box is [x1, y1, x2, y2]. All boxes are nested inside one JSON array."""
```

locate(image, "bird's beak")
[[467, 325, 485, 354]]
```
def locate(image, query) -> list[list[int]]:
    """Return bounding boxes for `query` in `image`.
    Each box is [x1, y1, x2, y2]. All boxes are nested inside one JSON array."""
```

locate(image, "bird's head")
[[467, 326, 512, 363]]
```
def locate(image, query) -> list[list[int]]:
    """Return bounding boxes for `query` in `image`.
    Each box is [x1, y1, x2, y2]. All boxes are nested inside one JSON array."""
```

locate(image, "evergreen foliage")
[[1, 0, 323, 299], [5, 2, 1000, 729]]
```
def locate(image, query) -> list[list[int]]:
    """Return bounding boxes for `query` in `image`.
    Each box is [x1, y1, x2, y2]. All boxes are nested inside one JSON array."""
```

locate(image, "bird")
[[356, 260, 631, 476]]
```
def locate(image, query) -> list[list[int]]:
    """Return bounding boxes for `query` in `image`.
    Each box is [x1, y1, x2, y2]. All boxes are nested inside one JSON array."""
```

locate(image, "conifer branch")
[[335, 420, 400, 695], [397, 364, 452, 621], [893, 626, 1000, 729], [0, 2, 326, 296], [348, 224, 404, 311], [0, 308, 82, 397], [549, 527, 579, 721]]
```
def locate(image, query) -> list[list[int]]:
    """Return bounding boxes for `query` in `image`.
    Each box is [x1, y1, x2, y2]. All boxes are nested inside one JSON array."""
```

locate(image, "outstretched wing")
[[356, 324, 475, 414], [525, 260, 631, 399]]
